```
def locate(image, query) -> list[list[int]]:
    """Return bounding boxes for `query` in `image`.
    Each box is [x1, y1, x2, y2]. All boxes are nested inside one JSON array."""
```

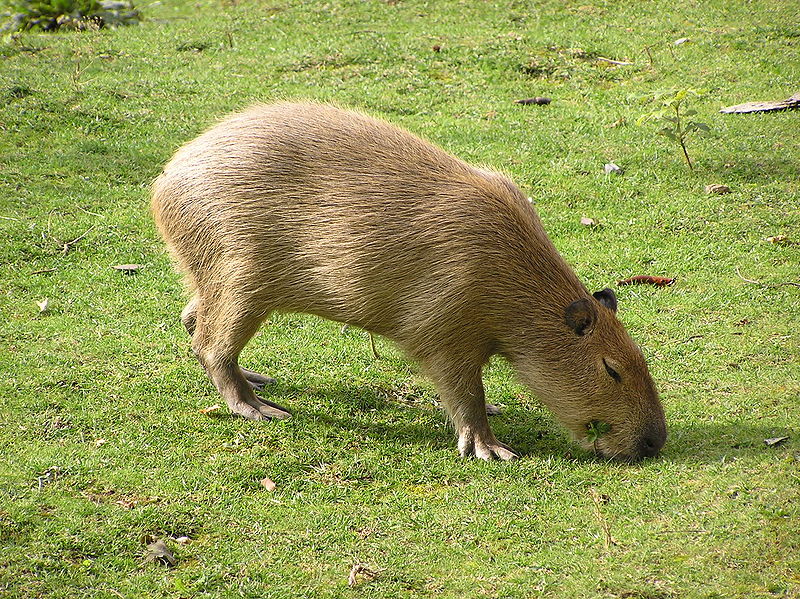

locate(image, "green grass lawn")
[[1, 1, 798, 597]]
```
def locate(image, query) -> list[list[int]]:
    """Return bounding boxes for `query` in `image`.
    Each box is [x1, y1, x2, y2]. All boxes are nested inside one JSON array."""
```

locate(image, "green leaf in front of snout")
[[586, 420, 612, 443]]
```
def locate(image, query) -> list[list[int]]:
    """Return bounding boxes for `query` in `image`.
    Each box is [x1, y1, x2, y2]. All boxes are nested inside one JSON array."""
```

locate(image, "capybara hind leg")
[[184, 295, 277, 390], [426, 355, 518, 461], [192, 297, 290, 421]]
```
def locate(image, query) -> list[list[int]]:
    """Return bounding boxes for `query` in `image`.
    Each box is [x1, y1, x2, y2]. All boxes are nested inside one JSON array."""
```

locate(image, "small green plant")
[[637, 88, 710, 171], [2, 0, 101, 31], [1, 0, 139, 32], [586, 420, 611, 452]]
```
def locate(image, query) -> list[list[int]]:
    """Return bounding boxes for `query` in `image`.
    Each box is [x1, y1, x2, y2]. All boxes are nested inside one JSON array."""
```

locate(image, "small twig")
[[77, 206, 103, 218], [0, 215, 20, 221], [589, 488, 618, 551], [56, 225, 96, 254], [643, 45, 655, 68], [735, 267, 800, 289], [31, 268, 57, 275]]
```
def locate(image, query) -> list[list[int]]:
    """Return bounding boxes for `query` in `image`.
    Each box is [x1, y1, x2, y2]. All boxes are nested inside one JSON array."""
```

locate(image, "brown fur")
[[151, 101, 666, 461]]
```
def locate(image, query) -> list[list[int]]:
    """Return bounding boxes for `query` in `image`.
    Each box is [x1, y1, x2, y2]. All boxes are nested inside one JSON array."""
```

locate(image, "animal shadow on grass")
[[253, 381, 796, 465], [235, 380, 579, 460]]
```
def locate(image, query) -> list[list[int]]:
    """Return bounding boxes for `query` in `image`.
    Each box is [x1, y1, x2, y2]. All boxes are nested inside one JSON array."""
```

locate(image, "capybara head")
[[513, 288, 666, 461]]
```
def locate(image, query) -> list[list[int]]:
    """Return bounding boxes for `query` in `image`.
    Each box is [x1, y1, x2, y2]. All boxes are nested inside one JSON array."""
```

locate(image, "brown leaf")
[[720, 92, 800, 114], [617, 276, 676, 287], [765, 234, 791, 245], [580, 217, 598, 227], [705, 184, 731, 195], [348, 563, 378, 587], [260, 476, 277, 492], [199, 404, 222, 415], [764, 436, 789, 447]]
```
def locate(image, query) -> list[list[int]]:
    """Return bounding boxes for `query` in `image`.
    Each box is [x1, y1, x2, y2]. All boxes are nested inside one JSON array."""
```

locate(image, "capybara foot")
[[458, 427, 518, 461], [241, 367, 276, 390], [485, 403, 502, 416], [228, 396, 291, 421]]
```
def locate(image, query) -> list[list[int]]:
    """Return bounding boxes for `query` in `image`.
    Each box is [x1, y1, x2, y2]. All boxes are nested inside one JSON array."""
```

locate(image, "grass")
[[1, 0, 798, 597]]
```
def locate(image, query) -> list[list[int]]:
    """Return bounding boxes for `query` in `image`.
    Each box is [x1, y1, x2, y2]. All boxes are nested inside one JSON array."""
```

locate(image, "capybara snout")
[[152, 101, 667, 461]]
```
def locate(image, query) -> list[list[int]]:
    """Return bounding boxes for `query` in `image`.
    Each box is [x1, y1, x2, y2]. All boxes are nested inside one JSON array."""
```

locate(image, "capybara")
[[151, 101, 667, 461]]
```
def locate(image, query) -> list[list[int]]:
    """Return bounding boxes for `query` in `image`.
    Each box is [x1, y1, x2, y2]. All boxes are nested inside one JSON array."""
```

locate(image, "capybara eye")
[[603, 358, 622, 383]]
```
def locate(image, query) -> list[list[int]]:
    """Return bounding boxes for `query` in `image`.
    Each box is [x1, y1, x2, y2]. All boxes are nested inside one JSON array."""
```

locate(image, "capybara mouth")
[[593, 438, 664, 463]]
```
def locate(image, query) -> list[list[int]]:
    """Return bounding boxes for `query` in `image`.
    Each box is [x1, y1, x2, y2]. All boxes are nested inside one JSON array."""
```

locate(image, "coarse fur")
[[151, 101, 667, 461]]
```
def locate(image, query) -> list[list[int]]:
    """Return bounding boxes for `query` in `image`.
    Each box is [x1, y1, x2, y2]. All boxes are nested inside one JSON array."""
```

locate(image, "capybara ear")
[[565, 298, 596, 336], [592, 288, 618, 313]]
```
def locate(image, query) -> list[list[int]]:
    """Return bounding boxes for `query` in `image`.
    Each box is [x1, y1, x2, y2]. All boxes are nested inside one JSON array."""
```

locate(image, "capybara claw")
[[458, 429, 518, 461], [241, 367, 276, 389], [229, 397, 291, 421]]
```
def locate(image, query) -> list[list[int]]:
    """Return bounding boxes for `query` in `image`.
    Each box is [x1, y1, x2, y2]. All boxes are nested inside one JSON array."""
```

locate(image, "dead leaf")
[[765, 436, 789, 447], [260, 476, 277, 492], [199, 404, 222, 415], [36, 298, 49, 313], [515, 97, 551, 105], [580, 217, 599, 227], [145, 540, 177, 567], [617, 276, 676, 287], [94, 438, 108, 447], [432, 44, 441, 52], [348, 563, 378, 587], [174, 536, 192, 545], [765, 234, 790, 245], [720, 92, 800, 114], [673, 37, 690, 45], [604, 162, 623, 175], [111, 264, 143, 274], [705, 184, 731, 195]]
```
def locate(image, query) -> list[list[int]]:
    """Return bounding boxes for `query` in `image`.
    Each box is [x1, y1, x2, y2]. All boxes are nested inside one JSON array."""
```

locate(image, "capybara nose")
[[637, 425, 667, 459]]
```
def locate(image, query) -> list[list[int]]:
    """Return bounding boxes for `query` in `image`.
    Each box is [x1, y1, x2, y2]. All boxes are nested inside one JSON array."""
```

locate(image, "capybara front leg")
[[240, 366, 276, 390], [183, 295, 277, 391], [426, 355, 518, 461]]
